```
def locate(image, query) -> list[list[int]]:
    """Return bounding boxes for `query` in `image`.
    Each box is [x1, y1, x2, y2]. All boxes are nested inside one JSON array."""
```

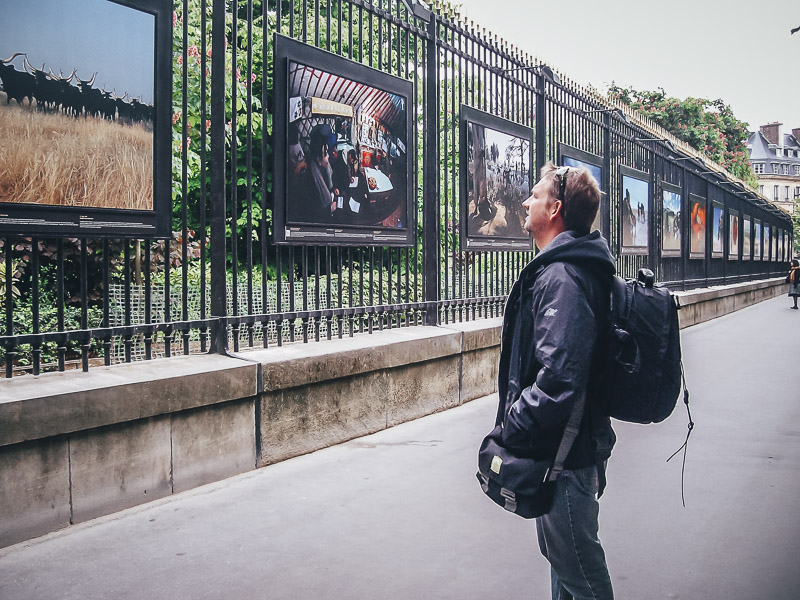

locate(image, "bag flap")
[[477, 426, 550, 495]]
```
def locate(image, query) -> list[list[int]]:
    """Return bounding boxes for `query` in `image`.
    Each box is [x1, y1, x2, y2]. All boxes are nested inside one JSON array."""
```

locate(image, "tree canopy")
[[607, 85, 757, 188]]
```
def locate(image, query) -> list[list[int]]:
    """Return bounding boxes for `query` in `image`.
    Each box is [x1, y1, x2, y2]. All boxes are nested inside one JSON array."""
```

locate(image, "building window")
[[795, 186, 800, 199], [774, 164, 781, 174], [783, 164, 790, 175], [759, 185, 764, 196], [774, 185, 779, 201], [753, 163, 765, 174], [786, 186, 791, 200], [794, 165, 800, 176]]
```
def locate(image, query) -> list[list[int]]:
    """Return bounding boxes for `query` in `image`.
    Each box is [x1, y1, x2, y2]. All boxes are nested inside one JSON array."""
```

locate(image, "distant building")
[[747, 122, 800, 216]]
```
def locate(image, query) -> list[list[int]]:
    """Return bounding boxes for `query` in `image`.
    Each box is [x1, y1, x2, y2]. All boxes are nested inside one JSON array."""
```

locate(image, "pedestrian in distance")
[[786, 259, 800, 309], [498, 162, 616, 599]]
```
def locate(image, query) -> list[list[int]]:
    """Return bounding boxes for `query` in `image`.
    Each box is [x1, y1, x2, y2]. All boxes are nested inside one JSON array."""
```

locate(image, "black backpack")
[[595, 268, 683, 424]]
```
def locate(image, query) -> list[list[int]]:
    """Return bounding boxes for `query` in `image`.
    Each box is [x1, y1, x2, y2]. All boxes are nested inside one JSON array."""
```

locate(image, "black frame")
[[728, 208, 739, 260], [660, 181, 682, 258], [781, 229, 787, 262], [769, 225, 775, 261], [459, 105, 533, 251], [742, 214, 751, 261], [558, 143, 604, 236], [711, 200, 725, 258], [619, 165, 650, 255], [689, 194, 707, 260], [754, 218, 762, 261], [272, 34, 414, 247], [764, 224, 772, 261], [0, 0, 171, 239]]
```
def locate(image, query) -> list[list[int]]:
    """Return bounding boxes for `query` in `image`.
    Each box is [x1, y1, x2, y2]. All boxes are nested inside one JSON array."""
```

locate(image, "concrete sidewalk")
[[2, 295, 799, 599]]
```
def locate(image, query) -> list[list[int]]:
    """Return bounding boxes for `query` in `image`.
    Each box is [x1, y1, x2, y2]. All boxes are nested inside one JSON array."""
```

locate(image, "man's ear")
[[550, 199, 563, 221]]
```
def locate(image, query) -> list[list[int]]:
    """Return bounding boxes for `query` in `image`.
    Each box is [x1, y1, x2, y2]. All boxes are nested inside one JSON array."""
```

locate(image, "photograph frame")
[[781, 230, 787, 262], [728, 208, 739, 260], [770, 225, 776, 261], [557, 143, 604, 237], [764, 224, 772, 261], [742, 214, 751, 261], [660, 181, 682, 258], [0, 0, 172, 239], [689, 194, 707, 260], [619, 165, 650, 255], [272, 34, 414, 247], [711, 200, 725, 258], [754, 218, 762, 261], [459, 104, 534, 252]]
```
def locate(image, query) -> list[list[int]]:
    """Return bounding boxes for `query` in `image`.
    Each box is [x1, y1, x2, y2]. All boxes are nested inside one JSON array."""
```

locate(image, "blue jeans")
[[536, 465, 613, 600]]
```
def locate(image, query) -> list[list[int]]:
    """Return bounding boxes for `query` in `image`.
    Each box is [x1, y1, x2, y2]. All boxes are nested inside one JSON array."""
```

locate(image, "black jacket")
[[497, 230, 617, 470]]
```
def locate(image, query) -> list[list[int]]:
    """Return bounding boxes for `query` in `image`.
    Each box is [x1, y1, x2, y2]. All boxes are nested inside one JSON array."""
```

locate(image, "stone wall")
[[0, 277, 785, 548]]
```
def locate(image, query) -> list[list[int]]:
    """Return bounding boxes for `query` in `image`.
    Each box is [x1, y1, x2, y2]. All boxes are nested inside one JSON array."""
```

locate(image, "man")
[[305, 125, 337, 220], [498, 163, 616, 599]]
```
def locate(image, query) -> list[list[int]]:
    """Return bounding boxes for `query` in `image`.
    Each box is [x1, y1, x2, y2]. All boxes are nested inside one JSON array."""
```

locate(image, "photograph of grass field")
[[0, 96, 153, 211]]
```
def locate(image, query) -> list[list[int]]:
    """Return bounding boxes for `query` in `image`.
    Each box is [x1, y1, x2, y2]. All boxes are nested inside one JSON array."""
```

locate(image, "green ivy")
[[607, 85, 758, 188]]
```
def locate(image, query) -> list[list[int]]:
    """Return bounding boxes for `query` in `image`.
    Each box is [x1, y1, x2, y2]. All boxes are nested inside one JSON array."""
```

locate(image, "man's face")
[[522, 176, 555, 241]]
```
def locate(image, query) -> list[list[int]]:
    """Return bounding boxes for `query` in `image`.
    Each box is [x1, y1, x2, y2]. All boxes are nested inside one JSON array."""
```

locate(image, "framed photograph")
[[558, 143, 604, 235], [728, 209, 739, 260], [273, 35, 413, 246], [764, 225, 772, 261], [619, 165, 649, 255], [660, 182, 682, 257], [781, 230, 787, 261], [0, 0, 171, 238], [689, 195, 706, 259], [742, 215, 751, 260], [771, 226, 776, 261], [711, 201, 724, 258], [774, 226, 779, 261], [754, 218, 762, 261], [460, 105, 533, 251]]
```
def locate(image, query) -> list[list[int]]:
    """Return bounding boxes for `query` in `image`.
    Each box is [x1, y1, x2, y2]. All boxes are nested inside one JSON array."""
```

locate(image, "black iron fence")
[[1, 0, 793, 378]]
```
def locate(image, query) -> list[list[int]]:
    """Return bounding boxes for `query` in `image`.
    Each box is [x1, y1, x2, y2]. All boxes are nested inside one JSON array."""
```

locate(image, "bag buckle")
[[500, 487, 517, 512]]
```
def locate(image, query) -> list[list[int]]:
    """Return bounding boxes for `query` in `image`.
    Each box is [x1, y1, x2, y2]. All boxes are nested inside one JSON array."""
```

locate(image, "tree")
[[607, 85, 758, 188]]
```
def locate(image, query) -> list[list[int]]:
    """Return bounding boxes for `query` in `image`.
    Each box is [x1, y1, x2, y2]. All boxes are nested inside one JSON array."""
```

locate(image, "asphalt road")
[[1, 295, 799, 599]]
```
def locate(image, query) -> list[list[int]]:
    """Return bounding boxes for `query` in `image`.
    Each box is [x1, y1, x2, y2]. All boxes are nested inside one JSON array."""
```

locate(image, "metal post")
[[210, 0, 228, 353], [422, 15, 440, 326], [602, 112, 612, 240], [534, 70, 546, 177], [649, 151, 657, 273], [681, 165, 688, 290]]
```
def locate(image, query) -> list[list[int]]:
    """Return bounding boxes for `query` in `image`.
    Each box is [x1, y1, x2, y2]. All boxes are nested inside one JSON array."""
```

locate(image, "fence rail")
[[1, 0, 793, 378]]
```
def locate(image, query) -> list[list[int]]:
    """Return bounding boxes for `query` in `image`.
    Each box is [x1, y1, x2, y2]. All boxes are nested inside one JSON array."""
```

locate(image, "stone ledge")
[[241, 325, 465, 391], [674, 277, 784, 306], [0, 354, 258, 447], [440, 317, 503, 352]]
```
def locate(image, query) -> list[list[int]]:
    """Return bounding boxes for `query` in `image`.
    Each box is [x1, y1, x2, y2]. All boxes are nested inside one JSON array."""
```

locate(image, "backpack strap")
[[545, 391, 586, 482]]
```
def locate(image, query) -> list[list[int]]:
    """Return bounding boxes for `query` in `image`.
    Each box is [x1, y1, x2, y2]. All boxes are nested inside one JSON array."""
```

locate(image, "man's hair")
[[539, 162, 601, 235]]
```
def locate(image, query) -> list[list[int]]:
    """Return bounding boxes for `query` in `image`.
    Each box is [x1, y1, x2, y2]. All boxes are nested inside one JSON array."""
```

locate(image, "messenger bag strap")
[[547, 391, 586, 482]]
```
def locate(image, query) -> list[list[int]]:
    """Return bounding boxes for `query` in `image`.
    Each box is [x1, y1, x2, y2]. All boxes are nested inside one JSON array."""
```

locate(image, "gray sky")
[[0, 0, 154, 103], [457, 0, 799, 134]]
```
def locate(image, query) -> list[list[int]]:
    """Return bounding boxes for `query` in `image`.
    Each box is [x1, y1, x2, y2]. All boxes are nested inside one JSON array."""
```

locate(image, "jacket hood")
[[522, 230, 616, 278]]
